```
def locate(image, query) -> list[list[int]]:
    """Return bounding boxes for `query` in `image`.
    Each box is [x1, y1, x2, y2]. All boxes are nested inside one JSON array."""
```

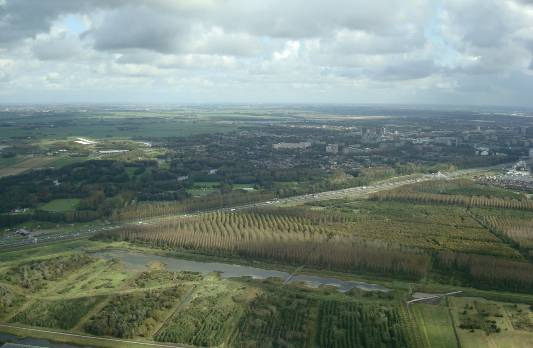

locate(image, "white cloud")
[[273, 41, 300, 61], [0, 0, 532, 105]]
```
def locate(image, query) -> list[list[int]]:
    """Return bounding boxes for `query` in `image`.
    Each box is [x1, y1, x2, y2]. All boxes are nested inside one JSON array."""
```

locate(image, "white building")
[[326, 144, 339, 154], [273, 142, 311, 150]]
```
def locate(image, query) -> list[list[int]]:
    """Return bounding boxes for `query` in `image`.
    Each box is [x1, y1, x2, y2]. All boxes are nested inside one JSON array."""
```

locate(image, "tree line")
[[371, 190, 533, 211], [95, 211, 430, 279], [436, 251, 533, 293]]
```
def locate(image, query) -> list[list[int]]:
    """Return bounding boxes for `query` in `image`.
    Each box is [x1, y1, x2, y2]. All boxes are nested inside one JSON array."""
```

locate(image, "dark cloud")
[[514, 0, 533, 5], [327, 29, 425, 55], [88, 5, 189, 53], [330, 58, 438, 81], [442, 0, 513, 48], [32, 32, 84, 60], [0, 0, 128, 44], [374, 59, 438, 81], [82, 0, 431, 55]]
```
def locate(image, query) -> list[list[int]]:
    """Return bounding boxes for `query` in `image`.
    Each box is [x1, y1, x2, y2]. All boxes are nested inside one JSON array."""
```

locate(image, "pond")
[[93, 250, 390, 293]]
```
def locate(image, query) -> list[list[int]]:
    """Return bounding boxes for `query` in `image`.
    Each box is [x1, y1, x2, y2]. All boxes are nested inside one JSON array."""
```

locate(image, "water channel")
[[93, 249, 390, 293]]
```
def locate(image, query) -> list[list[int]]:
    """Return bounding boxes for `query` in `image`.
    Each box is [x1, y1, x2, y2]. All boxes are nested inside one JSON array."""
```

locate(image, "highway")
[[198, 166, 492, 212], [0, 165, 503, 250]]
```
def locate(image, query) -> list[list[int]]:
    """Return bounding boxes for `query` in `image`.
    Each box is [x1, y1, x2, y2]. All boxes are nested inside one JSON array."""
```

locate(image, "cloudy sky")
[[1, 0, 533, 106]]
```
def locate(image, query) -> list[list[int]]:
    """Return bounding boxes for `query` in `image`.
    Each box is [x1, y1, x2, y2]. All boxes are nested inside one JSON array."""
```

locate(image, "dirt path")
[[446, 298, 463, 348], [150, 284, 197, 338], [71, 295, 112, 332], [71, 263, 141, 331]]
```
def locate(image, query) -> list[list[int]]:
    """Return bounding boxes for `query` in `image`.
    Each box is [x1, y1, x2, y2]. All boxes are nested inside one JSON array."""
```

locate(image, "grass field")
[[46, 258, 131, 299], [187, 181, 219, 197], [412, 303, 458, 348], [0, 115, 239, 139], [39, 198, 80, 212], [187, 182, 258, 193], [233, 184, 256, 191], [449, 297, 533, 348], [0, 156, 55, 178], [0, 156, 23, 168], [0, 239, 104, 263], [47, 156, 89, 168]]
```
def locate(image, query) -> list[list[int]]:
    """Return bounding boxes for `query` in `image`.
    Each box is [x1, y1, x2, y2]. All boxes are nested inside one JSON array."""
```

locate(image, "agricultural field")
[[0, 111, 239, 139], [475, 208, 533, 257], [236, 287, 315, 347], [309, 199, 520, 258], [49, 258, 131, 297], [316, 301, 419, 348], [371, 179, 533, 211], [155, 277, 247, 346], [11, 296, 102, 330], [411, 303, 458, 348], [0, 253, 94, 291], [85, 285, 190, 338], [1, 238, 533, 347], [0, 284, 24, 317]]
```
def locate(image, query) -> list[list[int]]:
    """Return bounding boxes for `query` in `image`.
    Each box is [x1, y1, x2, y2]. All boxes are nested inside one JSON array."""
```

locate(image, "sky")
[[1, 0, 533, 106]]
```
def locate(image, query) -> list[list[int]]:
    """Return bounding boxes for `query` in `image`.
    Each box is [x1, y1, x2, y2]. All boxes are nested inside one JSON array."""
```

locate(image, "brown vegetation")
[[436, 251, 533, 292], [112, 191, 275, 221], [371, 190, 533, 211], [96, 211, 430, 279]]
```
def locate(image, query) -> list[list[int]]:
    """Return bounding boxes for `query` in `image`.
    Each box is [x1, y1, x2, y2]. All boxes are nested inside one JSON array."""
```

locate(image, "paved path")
[[406, 291, 463, 305]]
